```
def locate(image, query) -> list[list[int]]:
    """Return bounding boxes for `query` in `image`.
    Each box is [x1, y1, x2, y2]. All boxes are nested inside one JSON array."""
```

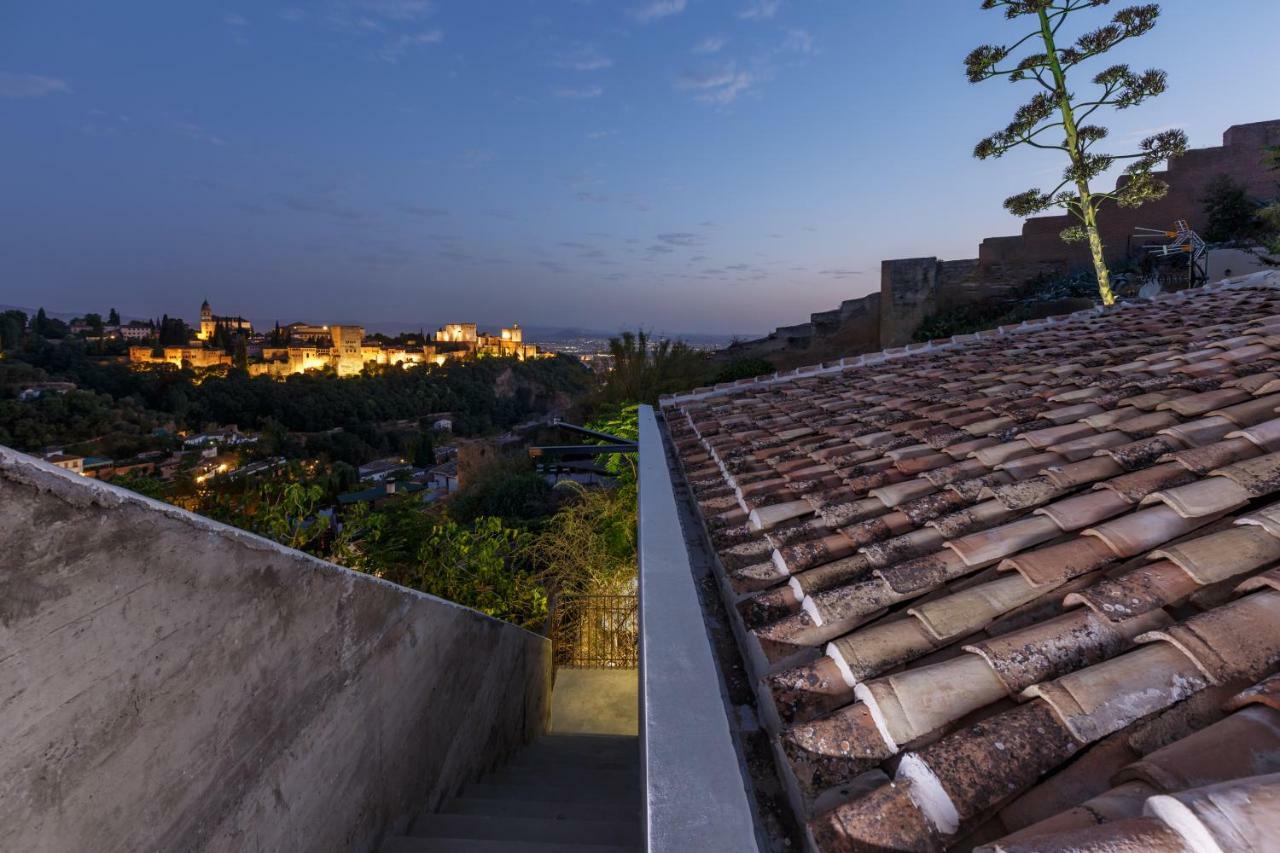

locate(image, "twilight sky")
[[2, 1, 1278, 336]]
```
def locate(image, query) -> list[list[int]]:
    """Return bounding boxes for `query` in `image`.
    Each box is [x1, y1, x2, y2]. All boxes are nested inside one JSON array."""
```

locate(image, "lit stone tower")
[[199, 300, 214, 341]]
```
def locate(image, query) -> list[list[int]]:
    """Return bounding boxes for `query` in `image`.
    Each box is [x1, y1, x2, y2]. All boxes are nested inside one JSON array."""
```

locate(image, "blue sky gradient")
[[2, 0, 1277, 335]]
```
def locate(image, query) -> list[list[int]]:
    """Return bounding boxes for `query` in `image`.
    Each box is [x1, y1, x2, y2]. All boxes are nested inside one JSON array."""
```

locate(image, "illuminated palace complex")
[[434, 322, 541, 360], [129, 301, 545, 376]]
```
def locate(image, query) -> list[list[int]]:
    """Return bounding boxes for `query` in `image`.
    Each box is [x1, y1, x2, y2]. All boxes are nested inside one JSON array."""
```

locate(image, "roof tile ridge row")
[[659, 273, 1280, 409]]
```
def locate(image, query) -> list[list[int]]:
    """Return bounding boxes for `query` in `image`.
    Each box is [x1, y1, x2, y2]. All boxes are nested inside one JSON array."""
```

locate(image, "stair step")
[[464, 781, 638, 805], [507, 752, 638, 773], [538, 734, 637, 747], [383, 838, 637, 853], [442, 796, 639, 822], [412, 813, 639, 846], [485, 765, 638, 790], [532, 732, 637, 742], [518, 741, 639, 762]]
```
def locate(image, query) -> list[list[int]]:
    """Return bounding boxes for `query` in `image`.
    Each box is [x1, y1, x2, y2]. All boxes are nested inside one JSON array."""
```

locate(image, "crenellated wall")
[[0, 447, 551, 853]]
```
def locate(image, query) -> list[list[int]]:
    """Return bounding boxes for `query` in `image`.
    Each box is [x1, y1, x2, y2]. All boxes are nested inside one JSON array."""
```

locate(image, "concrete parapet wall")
[[0, 446, 551, 853]]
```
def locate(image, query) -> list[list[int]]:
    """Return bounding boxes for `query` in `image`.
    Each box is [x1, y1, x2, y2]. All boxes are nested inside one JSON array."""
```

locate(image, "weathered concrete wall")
[[0, 446, 551, 853]]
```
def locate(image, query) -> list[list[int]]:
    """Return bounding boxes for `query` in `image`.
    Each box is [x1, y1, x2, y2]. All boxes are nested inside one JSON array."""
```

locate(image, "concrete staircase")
[[382, 733, 642, 852]]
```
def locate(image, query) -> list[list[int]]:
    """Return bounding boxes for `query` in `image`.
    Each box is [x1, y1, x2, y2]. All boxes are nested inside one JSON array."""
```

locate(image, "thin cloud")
[[586, 129, 617, 140], [629, 0, 686, 23], [554, 85, 603, 99], [224, 13, 249, 26], [379, 29, 443, 63], [357, 0, 434, 20], [402, 204, 449, 217], [738, 0, 780, 20], [174, 121, 226, 146], [818, 268, 863, 277], [0, 73, 70, 99], [656, 232, 705, 247], [553, 44, 613, 72], [693, 36, 727, 54], [782, 29, 815, 54], [276, 192, 363, 221], [676, 65, 754, 105], [461, 148, 495, 167]]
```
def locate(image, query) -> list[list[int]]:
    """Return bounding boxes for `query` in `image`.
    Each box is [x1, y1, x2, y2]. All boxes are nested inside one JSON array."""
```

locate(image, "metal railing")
[[550, 593, 639, 669]]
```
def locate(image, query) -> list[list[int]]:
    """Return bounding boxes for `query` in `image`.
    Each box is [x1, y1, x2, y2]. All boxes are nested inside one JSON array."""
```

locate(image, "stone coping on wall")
[[638, 405, 763, 853]]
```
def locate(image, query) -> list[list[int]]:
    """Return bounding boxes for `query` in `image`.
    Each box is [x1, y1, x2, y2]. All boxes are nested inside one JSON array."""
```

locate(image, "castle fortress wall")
[[0, 447, 551, 853], [731, 120, 1280, 359], [980, 119, 1280, 268]]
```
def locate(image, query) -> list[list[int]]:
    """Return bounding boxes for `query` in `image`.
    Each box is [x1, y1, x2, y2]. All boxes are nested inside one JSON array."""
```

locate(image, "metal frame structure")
[[527, 419, 637, 474], [1135, 219, 1209, 289]]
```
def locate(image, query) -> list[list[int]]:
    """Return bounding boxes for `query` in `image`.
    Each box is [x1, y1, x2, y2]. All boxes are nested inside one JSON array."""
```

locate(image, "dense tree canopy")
[[0, 337, 590, 456]]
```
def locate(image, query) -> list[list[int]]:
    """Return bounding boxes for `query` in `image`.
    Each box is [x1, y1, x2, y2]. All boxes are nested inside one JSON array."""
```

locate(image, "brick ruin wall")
[[727, 119, 1280, 361]]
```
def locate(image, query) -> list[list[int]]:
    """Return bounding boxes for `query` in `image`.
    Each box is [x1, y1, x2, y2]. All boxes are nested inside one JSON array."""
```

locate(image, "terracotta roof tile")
[[1145, 774, 1280, 852], [1150, 524, 1280, 586], [1224, 672, 1280, 712], [661, 276, 1280, 851], [1116, 705, 1280, 793], [981, 816, 1192, 853]]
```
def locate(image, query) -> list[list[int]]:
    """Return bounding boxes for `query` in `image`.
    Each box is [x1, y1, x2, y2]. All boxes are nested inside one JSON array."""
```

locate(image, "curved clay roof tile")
[[1151, 524, 1280, 587], [1023, 641, 1209, 743], [1145, 773, 1280, 853]]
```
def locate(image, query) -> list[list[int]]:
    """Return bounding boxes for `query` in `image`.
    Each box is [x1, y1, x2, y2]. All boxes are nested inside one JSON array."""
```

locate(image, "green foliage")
[[1, 339, 590, 462], [1201, 174, 1265, 244], [586, 403, 640, 483], [357, 500, 545, 630], [33, 308, 68, 339], [416, 517, 544, 629], [599, 330, 712, 405], [714, 357, 775, 384], [911, 271, 1095, 342], [0, 388, 160, 454], [528, 481, 636, 598], [411, 430, 435, 467], [232, 336, 248, 369], [449, 456, 555, 525], [1260, 202, 1280, 254], [913, 303, 1013, 341], [0, 310, 26, 350], [157, 315, 190, 345], [199, 479, 330, 551], [108, 470, 169, 500]]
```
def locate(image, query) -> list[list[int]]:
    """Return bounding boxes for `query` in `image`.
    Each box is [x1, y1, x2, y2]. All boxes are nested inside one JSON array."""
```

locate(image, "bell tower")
[[199, 299, 214, 341]]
